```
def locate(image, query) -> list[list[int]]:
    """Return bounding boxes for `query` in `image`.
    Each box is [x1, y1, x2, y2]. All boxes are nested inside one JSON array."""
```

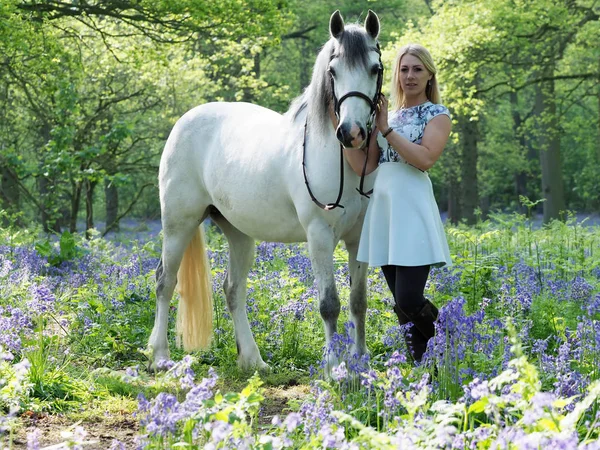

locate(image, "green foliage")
[[132, 334, 600, 448], [34, 232, 82, 267], [26, 339, 92, 412], [1, 0, 599, 226], [0, 216, 599, 445]]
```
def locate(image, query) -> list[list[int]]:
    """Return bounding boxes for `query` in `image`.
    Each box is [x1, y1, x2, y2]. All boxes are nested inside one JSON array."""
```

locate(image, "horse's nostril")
[[359, 126, 366, 141]]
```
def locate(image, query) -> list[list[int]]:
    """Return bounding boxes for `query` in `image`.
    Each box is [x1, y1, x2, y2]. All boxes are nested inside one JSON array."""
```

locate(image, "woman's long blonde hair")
[[390, 44, 441, 109]]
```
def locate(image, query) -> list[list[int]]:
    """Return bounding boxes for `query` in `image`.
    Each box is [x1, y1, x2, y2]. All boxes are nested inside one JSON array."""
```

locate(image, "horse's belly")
[[211, 182, 364, 244], [211, 190, 304, 242], [222, 210, 307, 243]]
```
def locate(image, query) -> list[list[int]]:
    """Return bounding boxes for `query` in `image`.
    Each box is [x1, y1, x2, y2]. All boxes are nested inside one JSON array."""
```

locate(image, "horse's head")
[[328, 10, 382, 150]]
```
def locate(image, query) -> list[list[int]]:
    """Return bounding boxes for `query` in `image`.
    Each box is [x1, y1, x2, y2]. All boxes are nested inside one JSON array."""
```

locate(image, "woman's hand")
[[375, 94, 389, 131]]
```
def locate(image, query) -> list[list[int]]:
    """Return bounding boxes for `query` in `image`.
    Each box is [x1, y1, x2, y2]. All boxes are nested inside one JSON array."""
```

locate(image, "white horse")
[[148, 10, 382, 371]]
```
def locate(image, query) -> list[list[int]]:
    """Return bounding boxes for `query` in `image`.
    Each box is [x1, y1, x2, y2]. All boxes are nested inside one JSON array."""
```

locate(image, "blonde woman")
[[345, 44, 452, 363]]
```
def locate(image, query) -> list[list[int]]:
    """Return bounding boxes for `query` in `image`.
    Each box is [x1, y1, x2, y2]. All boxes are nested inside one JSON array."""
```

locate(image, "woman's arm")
[[376, 96, 451, 171], [343, 127, 380, 176], [384, 115, 451, 171]]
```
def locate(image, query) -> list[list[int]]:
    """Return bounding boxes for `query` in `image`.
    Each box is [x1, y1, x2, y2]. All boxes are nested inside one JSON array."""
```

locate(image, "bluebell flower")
[[26, 428, 42, 450], [283, 412, 302, 432], [331, 362, 348, 381]]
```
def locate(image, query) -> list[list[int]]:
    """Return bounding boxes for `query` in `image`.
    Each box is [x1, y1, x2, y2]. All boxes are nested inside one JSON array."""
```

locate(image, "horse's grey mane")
[[286, 24, 375, 133]]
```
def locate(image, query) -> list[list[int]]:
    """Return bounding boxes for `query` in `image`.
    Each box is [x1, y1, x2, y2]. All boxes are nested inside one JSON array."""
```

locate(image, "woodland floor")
[[12, 384, 310, 449]]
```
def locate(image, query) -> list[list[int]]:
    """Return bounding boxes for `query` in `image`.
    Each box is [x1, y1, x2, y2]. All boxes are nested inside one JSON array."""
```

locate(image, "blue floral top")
[[379, 101, 451, 165]]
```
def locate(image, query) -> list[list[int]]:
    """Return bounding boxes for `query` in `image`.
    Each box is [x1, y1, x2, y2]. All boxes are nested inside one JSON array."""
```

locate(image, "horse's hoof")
[[238, 357, 270, 374], [147, 361, 156, 374], [257, 362, 271, 374], [147, 354, 171, 374]]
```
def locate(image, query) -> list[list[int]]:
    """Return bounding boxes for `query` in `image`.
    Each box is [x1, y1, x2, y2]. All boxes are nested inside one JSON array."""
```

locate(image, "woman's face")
[[399, 53, 432, 96]]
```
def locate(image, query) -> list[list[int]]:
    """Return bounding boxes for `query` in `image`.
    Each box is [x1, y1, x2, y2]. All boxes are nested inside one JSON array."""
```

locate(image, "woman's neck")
[[403, 94, 429, 108]]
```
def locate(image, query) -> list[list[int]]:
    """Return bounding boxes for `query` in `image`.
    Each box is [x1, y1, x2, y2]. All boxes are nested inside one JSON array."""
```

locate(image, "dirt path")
[[259, 384, 311, 427], [12, 411, 138, 449], [10, 385, 310, 448]]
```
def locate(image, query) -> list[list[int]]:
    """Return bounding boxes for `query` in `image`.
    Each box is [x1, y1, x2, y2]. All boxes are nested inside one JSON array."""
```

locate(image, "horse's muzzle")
[[336, 122, 366, 149]]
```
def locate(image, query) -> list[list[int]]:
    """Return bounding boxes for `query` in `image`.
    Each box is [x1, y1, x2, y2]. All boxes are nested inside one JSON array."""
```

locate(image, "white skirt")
[[357, 162, 452, 268]]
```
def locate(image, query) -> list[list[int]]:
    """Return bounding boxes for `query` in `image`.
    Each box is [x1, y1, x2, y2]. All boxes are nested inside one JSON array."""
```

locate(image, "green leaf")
[[468, 398, 488, 414]]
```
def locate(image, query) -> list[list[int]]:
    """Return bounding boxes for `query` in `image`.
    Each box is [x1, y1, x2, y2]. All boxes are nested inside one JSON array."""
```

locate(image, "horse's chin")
[[341, 141, 367, 151]]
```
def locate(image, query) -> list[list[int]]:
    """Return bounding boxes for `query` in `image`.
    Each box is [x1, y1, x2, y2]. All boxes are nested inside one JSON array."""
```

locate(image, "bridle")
[[302, 43, 383, 211]]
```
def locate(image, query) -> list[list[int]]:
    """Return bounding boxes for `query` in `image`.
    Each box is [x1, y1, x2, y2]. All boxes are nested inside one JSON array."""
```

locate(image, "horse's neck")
[[304, 115, 358, 184], [304, 104, 338, 154]]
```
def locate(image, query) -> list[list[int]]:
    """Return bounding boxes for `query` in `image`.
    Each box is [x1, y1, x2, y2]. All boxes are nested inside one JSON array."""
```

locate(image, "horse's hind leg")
[[149, 211, 205, 369], [211, 214, 268, 371]]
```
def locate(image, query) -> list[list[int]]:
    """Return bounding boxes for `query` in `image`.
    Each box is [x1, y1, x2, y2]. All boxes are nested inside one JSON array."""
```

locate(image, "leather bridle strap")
[[302, 43, 383, 210], [302, 120, 345, 210], [356, 44, 383, 199]]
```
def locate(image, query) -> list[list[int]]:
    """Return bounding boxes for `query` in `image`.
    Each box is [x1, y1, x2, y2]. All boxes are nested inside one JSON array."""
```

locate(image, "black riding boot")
[[395, 300, 439, 363]]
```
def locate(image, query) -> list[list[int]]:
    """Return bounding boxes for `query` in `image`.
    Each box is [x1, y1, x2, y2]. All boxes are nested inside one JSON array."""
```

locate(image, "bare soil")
[[259, 384, 311, 427], [9, 384, 309, 448], [12, 410, 138, 449]]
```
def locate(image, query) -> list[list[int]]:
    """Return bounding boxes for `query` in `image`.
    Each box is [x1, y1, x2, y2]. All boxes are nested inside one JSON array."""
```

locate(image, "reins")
[[357, 46, 384, 199], [302, 120, 345, 210], [302, 43, 383, 210]]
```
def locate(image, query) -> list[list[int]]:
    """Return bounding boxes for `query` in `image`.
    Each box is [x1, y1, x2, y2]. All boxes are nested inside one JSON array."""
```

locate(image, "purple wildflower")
[[27, 283, 57, 315], [570, 276, 593, 302], [109, 440, 126, 450], [283, 412, 302, 432], [331, 362, 348, 382], [26, 428, 42, 450]]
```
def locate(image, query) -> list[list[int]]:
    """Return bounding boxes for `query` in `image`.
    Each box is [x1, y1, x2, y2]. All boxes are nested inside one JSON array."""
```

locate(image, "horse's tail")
[[176, 226, 213, 351]]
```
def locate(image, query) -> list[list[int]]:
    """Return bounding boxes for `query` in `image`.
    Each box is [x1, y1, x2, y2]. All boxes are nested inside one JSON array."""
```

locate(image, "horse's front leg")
[[344, 239, 368, 357], [306, 222, 340, 369]]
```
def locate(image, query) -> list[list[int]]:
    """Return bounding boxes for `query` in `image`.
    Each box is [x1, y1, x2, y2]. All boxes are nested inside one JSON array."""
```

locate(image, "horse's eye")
[[328, 67, 336, 77], [371, 65, 380, 76]]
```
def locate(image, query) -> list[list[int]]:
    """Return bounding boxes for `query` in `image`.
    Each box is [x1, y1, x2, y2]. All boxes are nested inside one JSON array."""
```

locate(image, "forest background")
[[1, 0, 599, 234]]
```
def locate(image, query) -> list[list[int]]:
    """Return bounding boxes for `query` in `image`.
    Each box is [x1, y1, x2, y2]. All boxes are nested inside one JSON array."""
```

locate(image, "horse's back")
[[160, 102, 308, 242]]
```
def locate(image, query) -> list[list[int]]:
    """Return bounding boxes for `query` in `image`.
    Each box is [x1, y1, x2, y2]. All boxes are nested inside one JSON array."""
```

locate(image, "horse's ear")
[[365, 10, 380, 40], [330, 10, 345, 40]]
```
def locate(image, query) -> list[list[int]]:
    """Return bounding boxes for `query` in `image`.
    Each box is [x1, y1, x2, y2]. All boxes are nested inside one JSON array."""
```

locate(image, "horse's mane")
[[286, 25, 374, 133]]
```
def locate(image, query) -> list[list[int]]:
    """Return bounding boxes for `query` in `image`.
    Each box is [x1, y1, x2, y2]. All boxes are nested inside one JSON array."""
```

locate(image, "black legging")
[[381, 265, 430, 317]]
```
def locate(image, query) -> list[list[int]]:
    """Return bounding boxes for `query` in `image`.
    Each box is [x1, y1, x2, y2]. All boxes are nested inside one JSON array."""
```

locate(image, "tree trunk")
[[39, 175, 61, 233], [459, 114, 479, 225], [447, 182, 460, 224], [535, 70, 566, 223], [511, 91, 529, 213], [597, 55, 600, 163], [0, 85, 19, 223], [69, 180, 83, 233], [85, 179, 97, 239], [446, 146, 461, 224], [105, 178, 119, 232], [38, 123, 61, 232], [254, 52, 260, 79], [0, 166, 20, 216]]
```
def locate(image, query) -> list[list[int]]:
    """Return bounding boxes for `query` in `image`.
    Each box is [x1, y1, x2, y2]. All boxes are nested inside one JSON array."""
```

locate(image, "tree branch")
[[282, 26, 317, 40], [422, 0, 434, 15], [12, 174, 52, 217], [102, 182, 154, 236], [482, 72, 598, 95], [17, 0, 262, 42]]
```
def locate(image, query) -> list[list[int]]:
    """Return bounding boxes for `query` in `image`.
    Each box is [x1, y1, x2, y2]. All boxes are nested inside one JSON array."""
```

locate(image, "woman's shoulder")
[[422, 102, 451, 120]]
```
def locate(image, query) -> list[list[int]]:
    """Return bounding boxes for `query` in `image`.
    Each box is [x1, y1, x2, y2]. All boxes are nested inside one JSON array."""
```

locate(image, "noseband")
[[302, 44, 383, 211]]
